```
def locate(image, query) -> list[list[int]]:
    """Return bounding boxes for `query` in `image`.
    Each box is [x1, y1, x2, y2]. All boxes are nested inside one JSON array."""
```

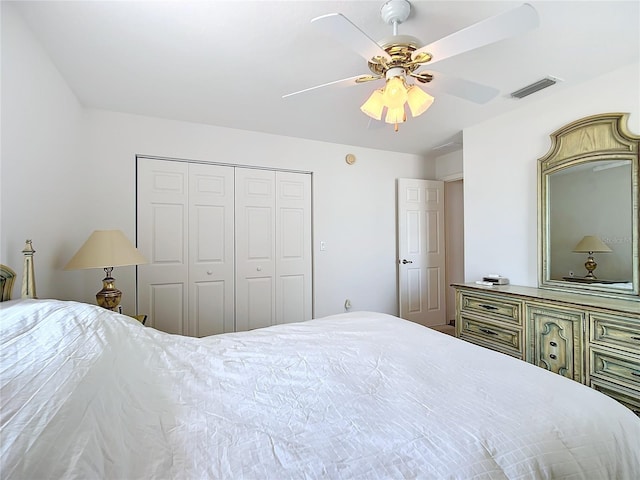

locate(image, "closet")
[[136, 157, 312, 336]]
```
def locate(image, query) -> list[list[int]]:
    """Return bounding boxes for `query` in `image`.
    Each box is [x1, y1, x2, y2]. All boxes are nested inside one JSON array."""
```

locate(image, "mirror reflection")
[[538, 112, 639, 300], [548, 160, 633, 289]]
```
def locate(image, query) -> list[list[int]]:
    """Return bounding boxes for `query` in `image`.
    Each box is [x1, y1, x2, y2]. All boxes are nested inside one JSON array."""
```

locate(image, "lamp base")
[[96, 267, 122, 311], [584, 254, 598, 279]]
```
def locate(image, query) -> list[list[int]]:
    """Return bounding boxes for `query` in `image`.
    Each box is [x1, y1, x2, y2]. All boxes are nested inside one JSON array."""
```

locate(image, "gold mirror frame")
[[538, 112, 639, 300]]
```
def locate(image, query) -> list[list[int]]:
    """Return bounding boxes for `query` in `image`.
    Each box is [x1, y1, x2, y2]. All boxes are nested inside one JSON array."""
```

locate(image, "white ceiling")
[[10, 1, 640, 157]]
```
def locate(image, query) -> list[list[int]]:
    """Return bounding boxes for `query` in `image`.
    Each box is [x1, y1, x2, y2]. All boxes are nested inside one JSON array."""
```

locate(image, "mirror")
[[538, 113, 639, 300]]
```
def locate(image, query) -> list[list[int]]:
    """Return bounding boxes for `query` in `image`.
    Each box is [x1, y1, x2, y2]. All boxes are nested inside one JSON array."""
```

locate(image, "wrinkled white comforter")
[[1, 299, 639, 479]]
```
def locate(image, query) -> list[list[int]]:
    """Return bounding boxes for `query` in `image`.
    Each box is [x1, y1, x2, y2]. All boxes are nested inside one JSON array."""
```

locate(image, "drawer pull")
[[549, 354, 557, 360], [479, 304, 499, 311], [632, 372, 640, 377], [550, 341, 557, 347], [479, 328, 498, 335], [631, 336, 640, 341]]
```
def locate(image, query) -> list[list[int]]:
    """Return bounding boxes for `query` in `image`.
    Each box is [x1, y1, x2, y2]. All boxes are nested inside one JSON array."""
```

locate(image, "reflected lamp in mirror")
[[572, 235, 612, 279], [65, 230, 147, 311]]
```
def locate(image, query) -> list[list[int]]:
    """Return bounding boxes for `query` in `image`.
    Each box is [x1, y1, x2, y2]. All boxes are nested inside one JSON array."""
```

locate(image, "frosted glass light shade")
[[383, 76, 408, 108], [360, 89, 385, 120], [385, 106, 406, 125], [407, 85, 435, 117], [65, 230, 147, 270]]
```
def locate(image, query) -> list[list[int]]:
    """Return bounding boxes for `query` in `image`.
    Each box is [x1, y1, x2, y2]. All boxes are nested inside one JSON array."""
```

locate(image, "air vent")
[[432, 141, 460, 151], [510, 77, 559, 99]]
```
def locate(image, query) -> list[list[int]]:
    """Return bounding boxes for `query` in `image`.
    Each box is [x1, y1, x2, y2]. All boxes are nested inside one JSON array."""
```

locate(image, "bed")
[[1, 298, 639, 479]]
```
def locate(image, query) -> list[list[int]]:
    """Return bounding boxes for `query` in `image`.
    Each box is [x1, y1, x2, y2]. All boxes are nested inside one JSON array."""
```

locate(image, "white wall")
[[84, 111, 431, 317], [463, 62, 640, 286], [1, 3, 89, 301], [1, 3, 433, 318], [435, 149, 463, 181]]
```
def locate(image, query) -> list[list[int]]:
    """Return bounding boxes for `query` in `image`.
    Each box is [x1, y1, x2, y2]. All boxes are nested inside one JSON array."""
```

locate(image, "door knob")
[[400, 259, 413, 264]]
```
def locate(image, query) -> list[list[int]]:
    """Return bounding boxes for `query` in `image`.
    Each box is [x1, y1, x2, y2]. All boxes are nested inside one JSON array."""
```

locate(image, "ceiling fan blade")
[[282, 74, 373, 99], [367, 117, 386, 130], [415, 71, 500, 104], [414, 3, 539, 65], [311, 13, 392, 63]]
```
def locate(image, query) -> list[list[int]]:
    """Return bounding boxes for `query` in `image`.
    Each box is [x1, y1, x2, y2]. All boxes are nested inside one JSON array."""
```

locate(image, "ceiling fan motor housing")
[[381, 0, 411, 26], [369, 2, 432, 81], [368, 38, 431, 79]]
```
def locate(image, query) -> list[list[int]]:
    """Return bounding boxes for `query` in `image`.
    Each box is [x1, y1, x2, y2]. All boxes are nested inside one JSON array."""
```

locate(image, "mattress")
[[1, 299, 639, 479]]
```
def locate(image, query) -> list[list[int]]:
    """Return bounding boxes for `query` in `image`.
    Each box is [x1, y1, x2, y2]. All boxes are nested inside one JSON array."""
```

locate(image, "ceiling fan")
[[283, 1, 539, 131]]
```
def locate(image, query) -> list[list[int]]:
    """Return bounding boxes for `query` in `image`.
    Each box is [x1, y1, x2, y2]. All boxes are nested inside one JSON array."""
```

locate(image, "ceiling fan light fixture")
[[382, 75, 408, 108], [385, 105, 406, 125], [406, 84, 434, 117], [360, 89, 385, 120]]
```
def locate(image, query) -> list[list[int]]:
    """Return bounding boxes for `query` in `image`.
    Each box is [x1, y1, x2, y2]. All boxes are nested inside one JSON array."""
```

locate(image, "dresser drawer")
[[589, 346, 640, 390], [459, 315, 523, 358], [526, 304, 584, 383], [590, 378, 640, 417], [459, 291, 523, 325], [590, 312, 640, 355]]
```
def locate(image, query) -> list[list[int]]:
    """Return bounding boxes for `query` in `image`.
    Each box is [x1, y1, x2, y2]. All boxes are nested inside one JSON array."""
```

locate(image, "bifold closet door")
[[188, 163, 235, 336], [137, 158, 235, 336], [139, 158, 312, 336], [275, 171, 312, 325], [235, 168, 277, 331], [235, 168, 312, 331], [137, 159, 188, 334]]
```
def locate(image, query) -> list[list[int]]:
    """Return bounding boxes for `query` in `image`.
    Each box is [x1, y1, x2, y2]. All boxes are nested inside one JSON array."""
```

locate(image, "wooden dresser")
[[453, 283, 640, 415]]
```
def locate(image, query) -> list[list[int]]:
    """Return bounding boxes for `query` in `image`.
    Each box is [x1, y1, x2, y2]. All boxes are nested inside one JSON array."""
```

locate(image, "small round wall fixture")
[[345, 153, 356, 165]]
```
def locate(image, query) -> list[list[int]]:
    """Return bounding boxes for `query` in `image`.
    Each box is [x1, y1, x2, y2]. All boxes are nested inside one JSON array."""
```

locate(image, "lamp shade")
[[65, 230, 147, 270], [572, 235, 612, 253]]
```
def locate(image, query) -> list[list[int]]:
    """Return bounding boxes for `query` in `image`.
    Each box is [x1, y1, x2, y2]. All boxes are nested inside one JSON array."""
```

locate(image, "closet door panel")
[[235, 168, 276, 331], [189, 163, 235, 336], [194, 280, 226, 337], [276, 172, 312, 324], [137, 158, 188, 334], [247, 277, 274, 330], [149, 283, 186, 335]]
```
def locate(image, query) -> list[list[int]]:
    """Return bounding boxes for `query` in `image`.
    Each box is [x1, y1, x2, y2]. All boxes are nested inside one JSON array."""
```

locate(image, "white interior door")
[[235, 168, 276, 331], [137, 158, 189, 334], [397, 178, 446, 326]]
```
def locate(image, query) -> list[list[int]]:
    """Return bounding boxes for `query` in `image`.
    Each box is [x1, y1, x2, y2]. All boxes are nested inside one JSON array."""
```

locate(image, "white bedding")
[[1, 299, 639, 479]]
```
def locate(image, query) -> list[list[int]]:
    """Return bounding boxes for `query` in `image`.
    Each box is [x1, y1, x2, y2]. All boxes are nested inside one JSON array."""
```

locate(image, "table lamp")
[[572, 235, 611, 279], [65, 230, 147, 311]]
